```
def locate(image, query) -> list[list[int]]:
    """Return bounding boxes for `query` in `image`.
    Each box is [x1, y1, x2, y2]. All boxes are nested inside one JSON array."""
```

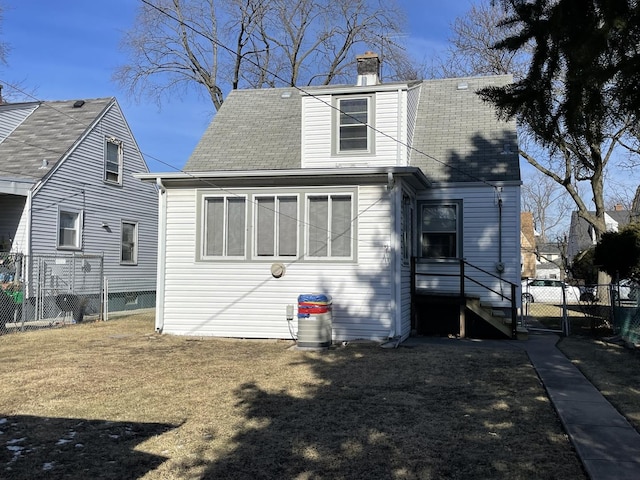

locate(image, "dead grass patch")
[[0, 314, 585, 479]]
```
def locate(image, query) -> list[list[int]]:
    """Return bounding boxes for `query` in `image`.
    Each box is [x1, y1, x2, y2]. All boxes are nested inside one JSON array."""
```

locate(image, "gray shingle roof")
[[184, 76, 520, 183], [0, 98, 113, 181], [410, 76, 519, 183], [185, 88, 301, 171]]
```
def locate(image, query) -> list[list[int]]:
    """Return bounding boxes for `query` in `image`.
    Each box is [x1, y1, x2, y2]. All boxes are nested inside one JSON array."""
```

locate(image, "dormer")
[[301, 52, 412, 169]]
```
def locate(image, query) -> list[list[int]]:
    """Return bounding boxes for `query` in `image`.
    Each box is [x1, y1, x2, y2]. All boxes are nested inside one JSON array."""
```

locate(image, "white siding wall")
[[302, 90, 407, 168], [0, 104, 38, 143], [160, 185, 395, 341], [29, 102, 158, 287], [415, 184, 520, 307]]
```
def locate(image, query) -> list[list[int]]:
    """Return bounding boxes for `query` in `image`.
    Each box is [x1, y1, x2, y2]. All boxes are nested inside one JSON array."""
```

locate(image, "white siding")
[[302, 90, 408, 168], [160, 185, 396, 341], [415, 184, 520, 307], [30, 102, 158, 288], [0, 104, 38, 143]]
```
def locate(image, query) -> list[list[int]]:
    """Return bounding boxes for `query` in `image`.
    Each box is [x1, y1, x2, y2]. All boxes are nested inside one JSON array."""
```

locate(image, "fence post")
[[459, 259, 466, 338], [103, 277, 108, 321]]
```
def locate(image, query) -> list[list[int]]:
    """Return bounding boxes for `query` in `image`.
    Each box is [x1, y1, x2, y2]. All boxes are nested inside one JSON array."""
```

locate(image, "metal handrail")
[[411, 257, 519, 338]]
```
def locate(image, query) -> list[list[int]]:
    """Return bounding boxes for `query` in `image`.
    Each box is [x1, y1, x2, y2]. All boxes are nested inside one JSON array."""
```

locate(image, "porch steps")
[[466, 298, 528, 340]]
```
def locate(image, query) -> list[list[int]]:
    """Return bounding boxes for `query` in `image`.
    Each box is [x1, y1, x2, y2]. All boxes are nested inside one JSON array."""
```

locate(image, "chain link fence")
[[1, 253, 104, 334], [521, 278, 640, 343], [2, 253, 158, 335]]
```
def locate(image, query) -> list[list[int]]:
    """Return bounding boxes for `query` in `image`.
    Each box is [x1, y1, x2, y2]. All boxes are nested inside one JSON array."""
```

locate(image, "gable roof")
[[184, 76, 520, 183], [0, 98, 114, 182], [567, 209, 632, 260], [186, 88, 301, 172], [411, 76, 519, 183]]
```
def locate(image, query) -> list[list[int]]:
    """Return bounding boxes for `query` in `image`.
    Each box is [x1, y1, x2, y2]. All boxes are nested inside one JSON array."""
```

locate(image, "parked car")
[[521, 279, 582, 304], [612, 279, 639, 302]]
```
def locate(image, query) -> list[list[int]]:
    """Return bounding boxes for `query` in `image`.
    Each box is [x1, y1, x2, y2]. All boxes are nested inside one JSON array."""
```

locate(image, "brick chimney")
[[356, 52, 381, 86], [614, 203, 624, 211]]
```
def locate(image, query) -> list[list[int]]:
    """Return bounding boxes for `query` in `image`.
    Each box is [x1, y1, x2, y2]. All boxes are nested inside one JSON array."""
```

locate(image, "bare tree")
[[429, 1, 529, 79], [115, 0, 409, 112], [521, 170, 570, 243]]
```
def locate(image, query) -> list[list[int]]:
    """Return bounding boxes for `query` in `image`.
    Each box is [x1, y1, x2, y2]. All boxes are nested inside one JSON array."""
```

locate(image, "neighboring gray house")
[[566, 207, 631, 264], [138, 53, 522, 342], [0, 97, 158, 319]]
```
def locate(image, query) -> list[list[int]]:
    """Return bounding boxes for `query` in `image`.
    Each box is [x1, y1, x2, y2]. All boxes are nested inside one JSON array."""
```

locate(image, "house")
[[137, 53, 522, 342], [566, 206, 631, 265], [0, 97, 158, 322], [520, 212, 536, 278], [535, 241, 564, 280]]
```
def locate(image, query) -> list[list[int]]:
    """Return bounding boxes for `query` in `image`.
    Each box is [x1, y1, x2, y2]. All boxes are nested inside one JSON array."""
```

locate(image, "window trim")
[[333, 95, 375, 155], [253, 194, 300, 260], [120, 220, 139, 265], [418, 200, 463, 260], [200, 194, 248, 260], [57, 208, 83, 251], [104, 137, 123, 185], [196, 188, 357, 263], [305, 192, 355, 261]]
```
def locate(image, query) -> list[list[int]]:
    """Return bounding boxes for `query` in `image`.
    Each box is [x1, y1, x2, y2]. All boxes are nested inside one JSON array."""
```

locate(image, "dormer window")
[[336, 97, 372, 153], [105, 138, 123, 184]]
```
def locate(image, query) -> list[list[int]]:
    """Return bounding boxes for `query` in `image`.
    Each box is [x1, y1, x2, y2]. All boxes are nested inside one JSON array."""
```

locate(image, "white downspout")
[[387, 173, 401, 339], [155, 178, 167, 333]]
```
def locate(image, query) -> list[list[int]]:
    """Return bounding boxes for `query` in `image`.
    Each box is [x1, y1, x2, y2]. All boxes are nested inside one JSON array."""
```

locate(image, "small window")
[[307, 194, 353, 258], [419, 203, 460, 259], [255, 196, 298, 257], [121, 221, 138, 264], [58, 210, 82, 249], [204, 196, 246, 258], [105, 138, 123, 184], [338, 98, 369, 152]]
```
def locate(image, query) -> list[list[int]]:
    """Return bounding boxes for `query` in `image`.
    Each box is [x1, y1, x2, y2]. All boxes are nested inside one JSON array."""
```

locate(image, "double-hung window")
[[255, 196, 298, 257], [121, 221, 138, 264], [419, 202, 461, 259], [338, 97, 370, 152], [58, 209, 82, 250], [204, 196, 246, 258], [105, 138, 123, 184], [307, 194, 353, 258]]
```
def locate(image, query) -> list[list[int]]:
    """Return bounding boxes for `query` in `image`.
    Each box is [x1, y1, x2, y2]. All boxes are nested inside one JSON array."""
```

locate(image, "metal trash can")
[[297, 294, 332, 348]]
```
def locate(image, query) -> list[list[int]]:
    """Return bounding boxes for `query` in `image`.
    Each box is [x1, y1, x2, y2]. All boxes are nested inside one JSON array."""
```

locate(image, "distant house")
[[520, 212, 536, 279], [535, 242, 563, 280], [138, 53, 522, 341], [566, 206, 631, 264], [0, 98, 158, 320]]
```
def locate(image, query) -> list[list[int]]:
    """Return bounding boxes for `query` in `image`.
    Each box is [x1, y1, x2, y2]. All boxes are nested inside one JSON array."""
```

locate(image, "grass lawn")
[[0, 313, 586, 479]]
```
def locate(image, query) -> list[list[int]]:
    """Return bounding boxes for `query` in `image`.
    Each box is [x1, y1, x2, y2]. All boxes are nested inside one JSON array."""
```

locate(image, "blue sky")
[[0, 0, 470, 172]]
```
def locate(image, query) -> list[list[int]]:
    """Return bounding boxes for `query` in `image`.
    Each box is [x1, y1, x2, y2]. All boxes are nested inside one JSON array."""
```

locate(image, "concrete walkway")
[[525, 331, 640, 480]]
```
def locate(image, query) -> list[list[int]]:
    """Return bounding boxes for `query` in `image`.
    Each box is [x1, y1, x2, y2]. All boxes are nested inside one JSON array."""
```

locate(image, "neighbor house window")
[[338, 97, 370, 152], [58, 210, 82, 249], [204, 196, 246, 257], [105, 138, 123, 184], [121, 221, 138, 264], [255, 196, 298, 257], [419, 202, 461, 258], [307, 194, 353, 258]]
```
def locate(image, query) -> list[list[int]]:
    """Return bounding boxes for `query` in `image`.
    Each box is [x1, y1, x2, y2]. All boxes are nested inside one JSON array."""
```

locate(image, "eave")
[[135, 166, 432, 191]]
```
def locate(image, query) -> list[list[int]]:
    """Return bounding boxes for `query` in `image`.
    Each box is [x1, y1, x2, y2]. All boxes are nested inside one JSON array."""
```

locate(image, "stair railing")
[[411, 257, 520, 338]]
